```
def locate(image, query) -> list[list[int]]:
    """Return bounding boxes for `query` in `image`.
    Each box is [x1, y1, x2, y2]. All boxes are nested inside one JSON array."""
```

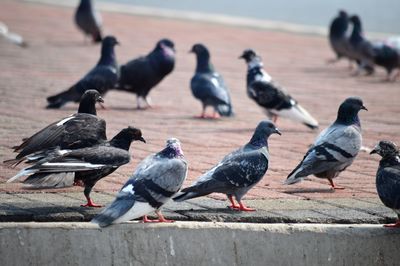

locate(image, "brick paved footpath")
[[0, 0, 399, 223]]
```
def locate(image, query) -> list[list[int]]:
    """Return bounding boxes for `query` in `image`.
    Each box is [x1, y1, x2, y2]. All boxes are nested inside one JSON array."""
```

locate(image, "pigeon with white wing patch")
[[173, 121, 280, 211], [92, 138, 187, 227], [190, 43, 234, 118], [239, 49, 318, 129], [285, 97, 367, 189], [4, 90, 106, 167], [7, 127, 145, 207]]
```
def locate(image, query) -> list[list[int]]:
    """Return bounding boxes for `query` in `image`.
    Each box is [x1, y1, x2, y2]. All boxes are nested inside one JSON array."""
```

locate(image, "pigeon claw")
[[81, 198, 102, 208], [328, 178, 345, 190], [383, 220, 400, 228], [237, 203, 256, 212]]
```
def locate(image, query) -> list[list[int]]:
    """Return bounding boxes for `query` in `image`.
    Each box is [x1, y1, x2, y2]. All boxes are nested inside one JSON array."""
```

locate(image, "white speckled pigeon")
[[285, 97, 367, 189], [190, 43, 234, 118], [75, 0, 102, 43], [370, 140, 400, 228], [92, 138, 187, 227], [47, 36, 119, 108], [4, 90, 106, 167], [7, 127, 145, 208], [173, 121, 280, 211], [239, 49, 318, 129]]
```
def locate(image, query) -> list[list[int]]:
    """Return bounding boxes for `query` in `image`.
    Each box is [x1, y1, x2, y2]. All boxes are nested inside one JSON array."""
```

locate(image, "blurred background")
[[101, 0, 400, 34]]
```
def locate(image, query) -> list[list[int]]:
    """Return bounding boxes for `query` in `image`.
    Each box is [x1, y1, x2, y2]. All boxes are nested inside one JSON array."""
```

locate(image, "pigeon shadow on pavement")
[[282, 188, 335, 194]]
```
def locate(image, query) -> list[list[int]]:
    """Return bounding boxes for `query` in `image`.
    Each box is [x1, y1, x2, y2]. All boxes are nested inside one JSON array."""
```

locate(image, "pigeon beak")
[[97, 96, 104, 103], [115, 41, 120, 46], [361, 105, 368, 111], [369, 149, 377, 155], [274, 128, 282, 135], [238, 54, 244, 59], [139, 137, 146, 143]]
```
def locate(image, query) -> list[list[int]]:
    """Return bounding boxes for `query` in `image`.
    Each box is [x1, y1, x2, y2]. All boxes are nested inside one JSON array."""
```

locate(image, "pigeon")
[[173, 121, 281, 211], [190, 43, 234, 118], [75, 0, 102, 43], [372, 43, 400, 81], [328, 10, 351, 63], [116, 39, 175, 109], [348, 15, 375, 75], [92, 138, 187, 227], [370, 141, 400, 227], [239, 49, 319, 129], [4, 90, 106, 167], [47, 36, 119, 109], [285, 97, 367, 189], [7, 127, 146, 207]]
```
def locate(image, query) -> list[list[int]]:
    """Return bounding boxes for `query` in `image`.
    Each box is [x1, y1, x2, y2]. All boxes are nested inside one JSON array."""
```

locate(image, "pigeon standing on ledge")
[[328, 10, 351, 64], [173, 121, 280, 211], [7, 127, 146, 208], [239, 49, 318, 129], [92, 138, 187, 227], [4, 90, 106, 166], [75, 0, 102, 43], [47, 36, 119, 109], [370, 141, 400, 228], [116, 39, 176, 109], [190, 43, 234, 118], [285, 97, 367, 189]]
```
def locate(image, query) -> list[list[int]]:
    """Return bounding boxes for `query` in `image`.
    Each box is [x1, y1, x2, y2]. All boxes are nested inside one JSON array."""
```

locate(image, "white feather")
[[121, 184, 135, 195], [270, 104, 318, 128], [113, 202, 155, 224], [211, 77, 220, 88], [7, 169, 36, 183], [56, 116, 75, 126]]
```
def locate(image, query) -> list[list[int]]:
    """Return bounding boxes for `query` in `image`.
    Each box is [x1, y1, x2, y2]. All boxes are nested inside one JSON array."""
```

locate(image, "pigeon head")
[[78, 89, 104, 115], [102, 36, 119, 47], [190, 43, 213, 72], [249, 120, 281, 147], [99, 36, 119, 64], [239, 49, 257, 62], [338, 10, 348, 18], [336, 97, 367, 125], [155, 38, 176, 57], [190, 43, 210, 58], [159, 138, 184, 158], [370, 141, 399, 158], [110, 126, 146, 150]]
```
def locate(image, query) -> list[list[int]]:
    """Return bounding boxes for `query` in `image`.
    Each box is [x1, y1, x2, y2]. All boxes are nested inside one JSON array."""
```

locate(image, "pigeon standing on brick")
[[370, 141, 400, 228], [328, 10, 351, 64], [285, 97, 367, 189], [92, 138, 187, 227], [190, 43, 234, 118], [5, 90, 106, 166], [348, 15, 375, 75], [117, 39, 176, 109], [372, 43, 400, 81], [75, 0, 102, 43], [239, 49, 318, 129], [173, 121, 280, 211], [7, 127, 146, 207], [47, 36, 119, 108]]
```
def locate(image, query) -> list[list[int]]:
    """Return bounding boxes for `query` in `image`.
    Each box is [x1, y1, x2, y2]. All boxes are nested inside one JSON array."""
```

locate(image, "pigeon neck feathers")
[[98, 42, 117, 67], [77, 95, 97, 115], [330, 13, 348, 38], [109, 130, 136, 150], [195, 53, 214, 73], [78, 0, 92, 11], [335, 98, 364, 127], [148, 46, 175, 74], [157, 140, 184, 159], [246, 57, 272, 83], [350, 18, 363, 43]]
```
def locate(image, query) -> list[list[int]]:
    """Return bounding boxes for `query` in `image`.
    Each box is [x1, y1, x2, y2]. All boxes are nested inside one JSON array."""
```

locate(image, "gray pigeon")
[[190, 43, 234, 118], [370, 140, 400, 227], [92, 138, 187, 227], [173, 121, 281, 211], [75, 0, 102, 43], [239, 49, 319, 129], [285, 97, 367, 189]]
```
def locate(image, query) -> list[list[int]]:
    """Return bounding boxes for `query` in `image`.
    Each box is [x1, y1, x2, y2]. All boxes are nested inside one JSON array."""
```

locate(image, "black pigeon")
[[173, 121, 280, 211], [328, 10, 352, 63], [92, 138, 187, 227], [116, 39, 175, 109], [372, 43, 400, 81], [190, 43, 234, 118], [5, 90, 106, 167], [285, 97, 367, 189], [75, 0, 102, 43], [47, 36, 119, 109], [239, 49, 318, 129], [348, 15, 375, 75], [7, 127, 146, 207], [370, 141, 400, 227]]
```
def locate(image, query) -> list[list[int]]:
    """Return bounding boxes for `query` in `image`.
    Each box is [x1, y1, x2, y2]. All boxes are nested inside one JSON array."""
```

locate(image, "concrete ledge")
[[0, 222, 399, 266]]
